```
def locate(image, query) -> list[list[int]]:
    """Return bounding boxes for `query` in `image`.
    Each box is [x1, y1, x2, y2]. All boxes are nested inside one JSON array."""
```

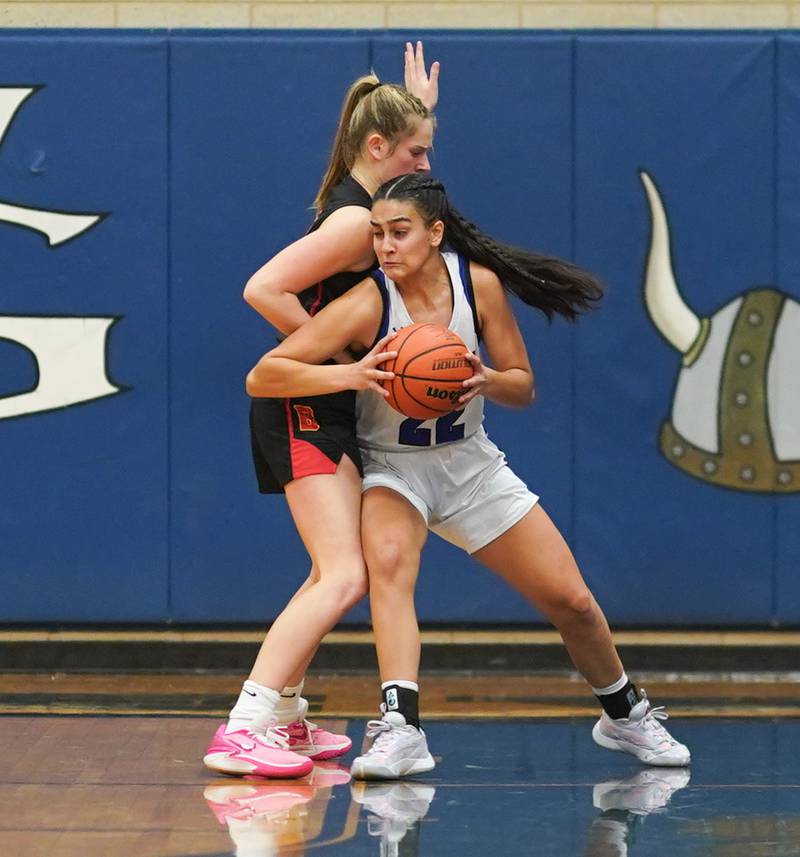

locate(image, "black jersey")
[[250, 175, 371, 494], [298, 175, 376, 315]]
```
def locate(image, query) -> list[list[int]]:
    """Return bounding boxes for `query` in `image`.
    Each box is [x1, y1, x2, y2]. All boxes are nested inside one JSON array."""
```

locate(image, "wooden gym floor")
[[1, 629, 799, 856]]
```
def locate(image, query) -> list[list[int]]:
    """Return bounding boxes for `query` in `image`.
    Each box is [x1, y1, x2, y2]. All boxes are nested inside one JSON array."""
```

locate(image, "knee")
[[549, 588, 598, 629], [337, 568, 369, 610], [366, 540, 412, 589], [326, 564, 369, 609]]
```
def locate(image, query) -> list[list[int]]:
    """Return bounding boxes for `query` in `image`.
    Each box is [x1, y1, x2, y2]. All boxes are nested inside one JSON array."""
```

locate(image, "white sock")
[[274, 680, 305, 725], [381, 679, 419, 691], [591, 673, 629, 696], [226, 680, 280, 734]]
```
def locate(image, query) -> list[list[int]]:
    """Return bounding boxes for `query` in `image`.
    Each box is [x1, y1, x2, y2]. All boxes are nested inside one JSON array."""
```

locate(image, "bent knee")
[[329, 570, 368, 608], [549, 588, 597, 625], [365, 540, 414, 581]]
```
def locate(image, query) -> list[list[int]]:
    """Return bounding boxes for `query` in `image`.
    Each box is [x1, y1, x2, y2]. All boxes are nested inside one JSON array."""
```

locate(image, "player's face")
[[379, 119, 433, 182], [371, 199, 441, 279]]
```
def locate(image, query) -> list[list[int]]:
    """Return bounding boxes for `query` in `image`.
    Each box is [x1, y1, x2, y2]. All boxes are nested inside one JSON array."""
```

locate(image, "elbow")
[[243, 275, 262, 308], [246, 359, 275, 398], [243, 272, 279, 310], [245, 368, 261, 397], [514, 381, 535, 409]]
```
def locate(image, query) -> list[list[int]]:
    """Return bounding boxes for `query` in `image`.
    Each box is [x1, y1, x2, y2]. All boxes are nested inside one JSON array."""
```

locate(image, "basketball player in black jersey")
[[203, 44, 441, 778]]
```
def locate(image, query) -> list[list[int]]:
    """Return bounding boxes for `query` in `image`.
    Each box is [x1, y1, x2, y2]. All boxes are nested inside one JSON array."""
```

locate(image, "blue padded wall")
[[0, 30, 797, 625], [0, 34, 169, 621], [573, 35, 777, 624]]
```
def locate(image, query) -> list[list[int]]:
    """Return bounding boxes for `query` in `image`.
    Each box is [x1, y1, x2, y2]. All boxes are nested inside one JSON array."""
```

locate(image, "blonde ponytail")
[[314, 75, 431, 213], [314, 74, 381, 213]]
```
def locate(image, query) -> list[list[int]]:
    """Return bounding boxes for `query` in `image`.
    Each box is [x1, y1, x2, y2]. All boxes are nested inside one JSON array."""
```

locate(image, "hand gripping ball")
[[381, 322, 474, 420]]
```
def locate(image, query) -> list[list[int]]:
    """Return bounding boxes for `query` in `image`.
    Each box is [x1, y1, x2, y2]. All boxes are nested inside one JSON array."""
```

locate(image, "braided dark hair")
[[373, 174, 603, 321]]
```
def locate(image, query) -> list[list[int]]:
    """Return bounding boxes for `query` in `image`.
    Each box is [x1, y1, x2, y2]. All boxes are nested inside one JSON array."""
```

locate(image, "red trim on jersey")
[[308, 283, 324, 317], [284, 399, 337, 480]]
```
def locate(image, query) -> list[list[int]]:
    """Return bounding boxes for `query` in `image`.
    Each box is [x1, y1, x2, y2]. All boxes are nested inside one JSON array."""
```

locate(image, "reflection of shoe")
[[308, 761, 352, 788], [204, 781, 315, 824], [203, 723, 314, 778], [350, 711, 435, 780], [592, 690, 691, 767], [284, 700, 353, 760], [352, 781, 436, 852], [204, 781, 315, 856], [593, 768, 692, 816]]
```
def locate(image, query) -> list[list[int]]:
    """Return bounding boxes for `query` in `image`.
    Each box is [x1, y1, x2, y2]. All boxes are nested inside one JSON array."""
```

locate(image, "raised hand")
[[404, 41, 440, 111]]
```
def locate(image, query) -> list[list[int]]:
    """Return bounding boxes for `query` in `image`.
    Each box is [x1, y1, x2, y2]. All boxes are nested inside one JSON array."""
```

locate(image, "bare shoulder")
[[314, 274, 384, 348], [469, 261, 504, 302]]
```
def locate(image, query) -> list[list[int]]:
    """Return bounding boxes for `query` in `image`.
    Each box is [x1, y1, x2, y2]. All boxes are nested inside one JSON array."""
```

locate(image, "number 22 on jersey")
[[398, 411, 466, 447]]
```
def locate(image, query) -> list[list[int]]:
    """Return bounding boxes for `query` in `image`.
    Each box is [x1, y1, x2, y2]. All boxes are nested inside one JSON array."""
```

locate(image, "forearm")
[[243, 280, 311, 336], [481, 367, 535, 408], [246, 355, 351, 398]]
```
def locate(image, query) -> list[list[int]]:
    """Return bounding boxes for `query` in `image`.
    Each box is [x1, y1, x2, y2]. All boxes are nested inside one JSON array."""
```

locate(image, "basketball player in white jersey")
[[246, 174, 691, 779]]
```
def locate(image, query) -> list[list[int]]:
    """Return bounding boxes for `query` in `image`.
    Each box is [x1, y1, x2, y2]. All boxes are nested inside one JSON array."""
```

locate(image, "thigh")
[[362, 487, 428, 587], [284, 454, 364, 572], [473, 504, 591, 611]]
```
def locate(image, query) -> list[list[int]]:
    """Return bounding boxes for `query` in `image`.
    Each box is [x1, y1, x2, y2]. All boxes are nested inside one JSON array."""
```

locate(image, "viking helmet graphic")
[[641, 171, 800, 494]]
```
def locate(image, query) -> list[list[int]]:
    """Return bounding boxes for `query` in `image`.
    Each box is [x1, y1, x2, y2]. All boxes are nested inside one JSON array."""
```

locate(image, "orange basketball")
[[381, 323, 474, 420]]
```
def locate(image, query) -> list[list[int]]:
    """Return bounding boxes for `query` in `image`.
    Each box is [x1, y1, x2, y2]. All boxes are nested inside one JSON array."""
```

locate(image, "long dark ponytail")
[[373, 174, 603, 321]]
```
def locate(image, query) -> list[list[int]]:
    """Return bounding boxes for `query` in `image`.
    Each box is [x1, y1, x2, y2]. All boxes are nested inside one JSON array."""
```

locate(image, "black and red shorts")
[[249, 391, 363, 494]]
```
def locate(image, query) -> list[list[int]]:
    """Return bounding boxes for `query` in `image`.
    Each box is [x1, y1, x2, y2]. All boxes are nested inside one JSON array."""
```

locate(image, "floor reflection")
[[201, 766, 696, 856], [351, 781, 436, 857], [8, 715, 795, 857], [584, 768, 691, 856], [204, 763, 353, 856]]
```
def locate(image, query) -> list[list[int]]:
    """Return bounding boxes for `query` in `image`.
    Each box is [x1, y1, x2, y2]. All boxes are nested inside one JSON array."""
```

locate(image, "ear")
[[430, 220, 444, 247], [365, 132, 389, 161]]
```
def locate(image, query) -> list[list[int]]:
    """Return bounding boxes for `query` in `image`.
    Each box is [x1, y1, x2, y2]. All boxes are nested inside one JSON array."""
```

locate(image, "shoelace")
[[633, 691, 676, 745], [363, 718, 395, 755], [258, 724, 291, 750]]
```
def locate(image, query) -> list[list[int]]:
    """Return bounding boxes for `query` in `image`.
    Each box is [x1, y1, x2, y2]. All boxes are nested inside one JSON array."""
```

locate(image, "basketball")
[[381, 322, 474, 420]]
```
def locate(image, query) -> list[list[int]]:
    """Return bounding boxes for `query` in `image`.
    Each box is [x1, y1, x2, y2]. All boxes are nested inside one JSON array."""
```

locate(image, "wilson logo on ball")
[[426, 386, 462, 403], [381, 322, 474, 420], [431, 358, 468, 371]]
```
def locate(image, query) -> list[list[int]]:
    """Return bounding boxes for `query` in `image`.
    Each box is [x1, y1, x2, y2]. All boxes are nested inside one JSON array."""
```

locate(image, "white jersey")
[[356, 251, 484, 452]]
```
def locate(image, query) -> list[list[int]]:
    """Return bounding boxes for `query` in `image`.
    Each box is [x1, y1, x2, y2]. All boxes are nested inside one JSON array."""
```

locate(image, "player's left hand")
[[458, 352, 490, 405], [404, 41, 440, 111]]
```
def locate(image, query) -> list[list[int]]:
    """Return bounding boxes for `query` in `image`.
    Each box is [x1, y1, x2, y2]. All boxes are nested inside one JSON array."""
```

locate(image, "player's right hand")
[[404, 41, 440, 111], [347, 334, 396, 396]]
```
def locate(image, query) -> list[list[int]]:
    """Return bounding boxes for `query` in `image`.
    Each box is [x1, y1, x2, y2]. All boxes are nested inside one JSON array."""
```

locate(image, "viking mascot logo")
[[0, 85, 122, 421], [640, 171, 799, 494]]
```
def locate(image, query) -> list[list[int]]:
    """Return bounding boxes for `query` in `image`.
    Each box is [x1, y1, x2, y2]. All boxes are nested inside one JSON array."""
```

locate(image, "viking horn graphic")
[[640, 171, 704, 355]]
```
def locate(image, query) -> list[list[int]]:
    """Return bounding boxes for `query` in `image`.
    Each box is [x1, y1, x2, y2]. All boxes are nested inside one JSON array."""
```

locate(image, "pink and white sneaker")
[[203, 723, 314, 778], [284, 718, 353, 761]]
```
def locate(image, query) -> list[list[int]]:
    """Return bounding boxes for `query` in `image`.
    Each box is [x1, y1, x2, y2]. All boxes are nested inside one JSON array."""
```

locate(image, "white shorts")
[[360, 428, 538, 555]]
